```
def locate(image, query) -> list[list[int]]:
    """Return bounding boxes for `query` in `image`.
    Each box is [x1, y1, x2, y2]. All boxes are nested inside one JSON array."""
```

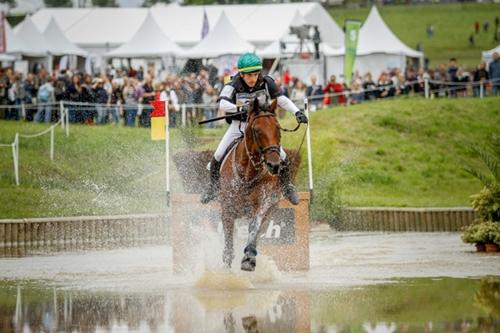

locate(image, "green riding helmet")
[[237, 53, 263, 73]]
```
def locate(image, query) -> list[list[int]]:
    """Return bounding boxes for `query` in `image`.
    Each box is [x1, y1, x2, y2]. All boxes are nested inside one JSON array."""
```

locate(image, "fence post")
[[50, 127, 54, 161], [60, 101, 65, 129], [424, 79, 429, 99], [181, 104, 186, 127], [13, 133, 19, 186], [65, 108, 69, 137], [21, 103, 26, 120], [480, 81, 484, 99]]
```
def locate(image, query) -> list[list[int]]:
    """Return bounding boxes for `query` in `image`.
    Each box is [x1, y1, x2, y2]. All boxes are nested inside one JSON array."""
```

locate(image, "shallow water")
[[0, 232, 499, 332]]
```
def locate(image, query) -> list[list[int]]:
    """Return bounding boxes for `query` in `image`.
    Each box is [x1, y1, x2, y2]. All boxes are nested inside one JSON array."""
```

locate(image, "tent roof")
[[357, 6, 422, 58], [183, 11, 254, 58], [482, 44, 500, 57], [5, 21, 30, 55], [43, 18, 88, 56], [13, 15, 48, 56], [30, 3, 344, 49], [106, 12, 183, 58]]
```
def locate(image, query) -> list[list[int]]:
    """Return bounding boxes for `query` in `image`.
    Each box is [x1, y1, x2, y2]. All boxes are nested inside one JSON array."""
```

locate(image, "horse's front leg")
[[241, 214, 263, 272], [221, 210, 235, 269]]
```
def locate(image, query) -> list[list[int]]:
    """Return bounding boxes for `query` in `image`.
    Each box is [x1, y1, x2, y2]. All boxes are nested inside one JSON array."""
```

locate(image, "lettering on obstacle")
[[171, 193, 310, 272]]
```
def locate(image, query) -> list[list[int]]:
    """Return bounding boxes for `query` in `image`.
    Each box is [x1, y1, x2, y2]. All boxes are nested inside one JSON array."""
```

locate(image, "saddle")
[[220, 136, 243, 170]]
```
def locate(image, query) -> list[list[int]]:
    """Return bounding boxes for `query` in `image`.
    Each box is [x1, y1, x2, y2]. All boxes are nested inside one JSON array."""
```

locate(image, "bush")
[[462, 221, 500, 245], [470, 184, 500, 223]]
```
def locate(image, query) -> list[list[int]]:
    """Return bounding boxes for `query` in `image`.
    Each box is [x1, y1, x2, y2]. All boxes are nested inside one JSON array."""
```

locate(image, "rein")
[[233, 110, 306, 189]]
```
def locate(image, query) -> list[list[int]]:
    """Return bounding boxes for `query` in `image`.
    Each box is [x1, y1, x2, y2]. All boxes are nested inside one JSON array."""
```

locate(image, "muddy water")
[[0, 232, 499, 332]]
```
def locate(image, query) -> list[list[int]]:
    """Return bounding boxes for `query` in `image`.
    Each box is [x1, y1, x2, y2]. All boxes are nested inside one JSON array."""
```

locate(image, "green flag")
[[344, 20, 362, 88]]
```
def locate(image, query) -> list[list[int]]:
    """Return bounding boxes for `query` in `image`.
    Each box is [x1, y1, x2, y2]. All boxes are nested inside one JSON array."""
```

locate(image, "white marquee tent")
[[106, 11, 183, 58], [482, 45, 499, 64], [184, 11, 254, 58], [326, 6, 423, 79], [43, 18, 88, 56], [14, 15, 48, 56], [5, 21, 32, 56], [29, 3, 344, 55]]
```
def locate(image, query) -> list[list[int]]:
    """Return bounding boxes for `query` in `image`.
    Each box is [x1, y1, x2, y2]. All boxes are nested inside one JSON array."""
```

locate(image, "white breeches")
[[214, 120, 287, 162]]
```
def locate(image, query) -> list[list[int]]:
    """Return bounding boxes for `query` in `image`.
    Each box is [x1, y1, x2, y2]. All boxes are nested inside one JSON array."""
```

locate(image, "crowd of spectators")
[[0, 52, 499, 127]]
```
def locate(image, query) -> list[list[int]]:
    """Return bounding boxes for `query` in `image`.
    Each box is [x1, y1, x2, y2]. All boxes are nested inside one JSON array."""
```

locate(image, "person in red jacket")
[[323, 75, 346, 105]]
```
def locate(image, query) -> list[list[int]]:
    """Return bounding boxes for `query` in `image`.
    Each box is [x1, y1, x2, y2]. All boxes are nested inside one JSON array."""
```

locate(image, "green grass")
[[329, 3, 500, 68], [0, 96, 499, 220]]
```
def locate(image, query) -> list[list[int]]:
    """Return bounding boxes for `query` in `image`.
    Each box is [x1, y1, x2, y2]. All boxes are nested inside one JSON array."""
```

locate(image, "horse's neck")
[[234, 127, 260, 181]]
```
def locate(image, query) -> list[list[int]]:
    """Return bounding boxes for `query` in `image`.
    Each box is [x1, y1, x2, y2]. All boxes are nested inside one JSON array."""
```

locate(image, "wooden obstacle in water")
[[171, 192, 311, 272]]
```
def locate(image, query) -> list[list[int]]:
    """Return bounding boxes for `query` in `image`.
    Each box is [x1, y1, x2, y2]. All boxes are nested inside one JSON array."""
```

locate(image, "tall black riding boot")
[[200, 157, 222, 204], [279, 157, 300, 205]]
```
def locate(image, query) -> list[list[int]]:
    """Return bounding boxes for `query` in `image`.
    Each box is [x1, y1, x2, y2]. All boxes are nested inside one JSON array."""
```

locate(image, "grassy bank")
[[0, 97, 499, 220], [329, 3, 500, 68]]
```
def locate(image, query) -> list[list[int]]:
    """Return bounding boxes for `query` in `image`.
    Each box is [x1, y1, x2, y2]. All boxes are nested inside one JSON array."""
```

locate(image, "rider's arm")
[[220, 99, 237, 113], [217, 84, 237, 114], [277, 95, 300, 114]]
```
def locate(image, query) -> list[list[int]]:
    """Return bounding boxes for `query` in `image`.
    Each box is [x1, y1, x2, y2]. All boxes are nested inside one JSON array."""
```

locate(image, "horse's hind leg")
[[241, 215, 263, 272], [221, 212, 235, 269]]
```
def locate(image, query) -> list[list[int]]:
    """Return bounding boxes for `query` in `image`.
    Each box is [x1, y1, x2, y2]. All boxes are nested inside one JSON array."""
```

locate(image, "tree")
[[92, 0, 117, 7], [44, 0, 73, 7], [142, 0, 170, 7], [0, 0, 16, 8]]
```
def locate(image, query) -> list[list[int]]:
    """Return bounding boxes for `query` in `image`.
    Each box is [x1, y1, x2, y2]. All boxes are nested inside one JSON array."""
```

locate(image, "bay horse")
[[219, 98, 284, 271]]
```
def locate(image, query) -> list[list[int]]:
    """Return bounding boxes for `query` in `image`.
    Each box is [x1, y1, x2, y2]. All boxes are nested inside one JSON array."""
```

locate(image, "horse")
[[219, 98, 284, 271]]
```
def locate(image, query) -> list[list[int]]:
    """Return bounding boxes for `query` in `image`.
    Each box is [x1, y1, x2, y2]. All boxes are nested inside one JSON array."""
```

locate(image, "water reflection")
[[0, 278, 499, 332]]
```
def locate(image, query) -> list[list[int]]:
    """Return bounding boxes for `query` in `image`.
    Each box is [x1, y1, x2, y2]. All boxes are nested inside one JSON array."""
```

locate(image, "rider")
[[200, 52, 308, 205]]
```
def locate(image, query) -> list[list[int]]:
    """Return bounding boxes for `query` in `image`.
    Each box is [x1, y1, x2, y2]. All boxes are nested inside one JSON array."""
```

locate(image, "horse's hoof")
[[241, 256, 256, 272]]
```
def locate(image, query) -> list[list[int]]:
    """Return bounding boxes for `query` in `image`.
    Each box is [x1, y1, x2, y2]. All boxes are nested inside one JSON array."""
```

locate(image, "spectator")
[[350, 81, 364, 104], [140, 75, 155, 127], [24, 73, 37, 121], [489, 52, 500, 95], [363, 72, 378, 100], [455, 67, 470, 97], [483, 20, 489, 33], [426, 24, 434, 38], [160, 79, 180, 128], [469, 34, 475, 46], [290, 80, 307, 108], [323, 75, 346, 106], [475, 21, 480, 34], [473, 61, 489, 97], [67, 74, 82, 123], [377, 72, 394, 98], [448, 58, 459, 97], [306, 75, 323, 111], [34, 77, 55, 123], [122, 78, 140, 127], [93, 78, 109, 124], [202, 85, 218, 128], [7, 74, 23, 121], [109, 81, 122, 125]]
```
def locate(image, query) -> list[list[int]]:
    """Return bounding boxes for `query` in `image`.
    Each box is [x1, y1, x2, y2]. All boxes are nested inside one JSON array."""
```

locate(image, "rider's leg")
[[201, 121, 245, 204], [278, 148, 300, 205]]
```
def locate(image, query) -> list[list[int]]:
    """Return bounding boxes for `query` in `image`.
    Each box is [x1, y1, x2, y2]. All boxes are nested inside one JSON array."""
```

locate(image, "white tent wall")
[[281, 58, 326, 86], [355, 54, 406, 78], [482, 45, 499, 64], [325, 56, 344, 80], [325, 54, 409, 82]]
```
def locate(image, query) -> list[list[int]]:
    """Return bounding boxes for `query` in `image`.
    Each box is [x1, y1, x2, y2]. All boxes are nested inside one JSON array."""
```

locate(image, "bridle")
[[244, 112, 281, 169]]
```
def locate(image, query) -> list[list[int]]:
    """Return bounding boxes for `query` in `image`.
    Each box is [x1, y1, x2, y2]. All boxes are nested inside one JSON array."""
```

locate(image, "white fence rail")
[[0, 106, 69, 186]]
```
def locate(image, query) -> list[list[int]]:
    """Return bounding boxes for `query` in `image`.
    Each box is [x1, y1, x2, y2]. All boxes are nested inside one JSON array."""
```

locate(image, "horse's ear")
[[271, 99, 277, 113], [252, 97, 260, 115]]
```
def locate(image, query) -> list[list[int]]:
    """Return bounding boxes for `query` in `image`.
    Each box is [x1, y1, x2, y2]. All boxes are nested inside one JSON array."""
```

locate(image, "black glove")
[[295, 110, 308, 124]]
